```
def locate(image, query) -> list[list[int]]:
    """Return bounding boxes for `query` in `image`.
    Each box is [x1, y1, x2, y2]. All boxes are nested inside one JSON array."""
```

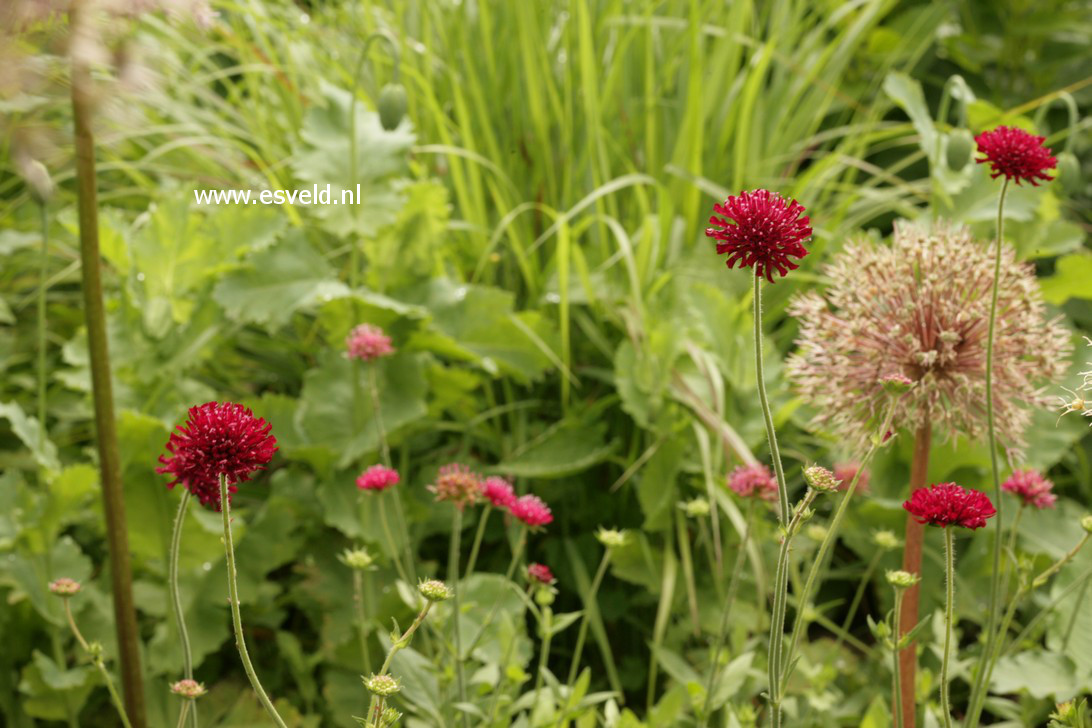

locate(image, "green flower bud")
[[595, 527, 628, 549], [339, 548, 376, 571], [364, 673, 401, 697], [803, 465, 841, 493], [48, 578, 82, 597], [418, 579, 451, 602], [872, 529, 900, 550], [1081, 515, 1092, 535], [378, 83, 408, 131], [380, 707, 401, 726], [879, 372, 914, 396], [946, 129, 975, 171], [885, 569, 920, 590], [170, 679, 207, 699], [680, 497, 711, 518], [805, 524, 828, 542]]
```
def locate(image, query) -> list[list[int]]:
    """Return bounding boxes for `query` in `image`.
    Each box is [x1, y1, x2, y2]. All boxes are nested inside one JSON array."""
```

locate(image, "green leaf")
[[495, 418, 617, 478], [0, 400, 59, 472], [636, 435, 684, 531], [991, 651, 1083, 699], [213, 231, 351, 329], [1040, 253, 1092, 305]]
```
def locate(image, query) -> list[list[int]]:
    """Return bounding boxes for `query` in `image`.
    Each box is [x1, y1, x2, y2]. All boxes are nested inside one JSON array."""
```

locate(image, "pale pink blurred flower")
[[834, 462, 870, 493], [510, 494, 553, 529], [428, 464, 481, 510], [1001, 469, 1056, 509], [727, 464, 778, 501], [356, 465, 400, 492], [346, 324, 394, 362], [481, 477, 517, 508]]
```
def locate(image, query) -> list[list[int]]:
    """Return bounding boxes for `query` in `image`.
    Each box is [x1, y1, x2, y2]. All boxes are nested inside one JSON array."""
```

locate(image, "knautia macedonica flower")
[[510, 494, 553, 529], [346, 323, 394, 361], [903, 483, 997, 530], [727, 463, 778, 501], [975, 126, 1057, 186], [527, 563, 556, 585], [170, 679, 207, 699], [480, 476, 517, 508], [1002, 469, 1056, 509], [705, 189, 812, 282], [834, 462, 870, 493], [356, 464, 400, 492], [428, 463, 482, 510], [48, 578, 81, 597], [787, 222, 1070, 457], [418, 579, 452, 602], [803, 465, 841, 493], [157, 402, 278, 510]]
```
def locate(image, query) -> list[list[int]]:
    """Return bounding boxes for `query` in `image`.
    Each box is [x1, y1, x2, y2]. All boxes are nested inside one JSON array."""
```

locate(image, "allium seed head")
[[975, 126, 1057, 186], [428, 464, 482, 510], [705, 189, 812, 283], [510, 494, 553, 529], [480, 476, 517, 509], [787, 222, 1070, 458], [170, 679, 207, 699], [903, 483, 996, 530], [356, 464, 400, 492], [157, 402, 277, 511], [346, 324, 394, 362], [48, 578, 81, 597], [727, 464, 778, 501], [1001, 469, 1056, 509]]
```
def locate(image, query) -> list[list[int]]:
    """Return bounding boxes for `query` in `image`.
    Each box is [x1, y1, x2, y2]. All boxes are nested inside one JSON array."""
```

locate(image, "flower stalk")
[[62, 595, 133, 728], [940, 528, 955, 728], [168, 490, 198, 728]]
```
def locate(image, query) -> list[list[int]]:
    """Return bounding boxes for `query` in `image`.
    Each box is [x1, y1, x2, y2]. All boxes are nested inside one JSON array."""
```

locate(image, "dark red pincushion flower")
[[157, 402, 277, 511], [705, 189, 812, 283], [903, 483, 996, 530], [527, 563, 555, 585], [975, 126, 1057, 186]]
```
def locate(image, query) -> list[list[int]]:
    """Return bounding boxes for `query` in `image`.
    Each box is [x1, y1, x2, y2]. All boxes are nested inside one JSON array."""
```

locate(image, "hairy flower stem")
[[781, 402, 898, 687], [69, 3, 144, 722], [701, 499, 756, 726], [368, 599, 433, 727], [219, 474, 289, 728], [448, 508, 468, 726], [896, 423, 931, 728], [352, 570, 373, 675], [892, 588, 906, 728], [753, 278, 790, 526], [464, 505, 492, 580], [63, 598, 133, 728], [168, 490, 198, 728], [940, 529, 956, 728], [566, 549, 612, 686], [977, 177, 1010, 725]]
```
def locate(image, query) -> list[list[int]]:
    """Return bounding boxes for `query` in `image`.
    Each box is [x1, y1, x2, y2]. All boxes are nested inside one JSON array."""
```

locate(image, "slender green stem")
[[834, 551, 883, 654], [466, 527, 528, 654], [352, 570, 373, 675], [64, 599, 133, 728], [752, 277, 790, 525], [700, 499, 755, 726], [532, 606, 554, 710], [390, 491, 418, 583], [782, 401, 898, 686], [464, 505, 492, 580], [940, 528, 955, 728], [448, 508, 467, 725], [486, 586, 533, 725], [892, 590, 905, 728], [368, 364, 392, 468], [977, 176, 1009, 727], [367, 599, 434, 726], [168, 490, 198, 728], [566, 550, 611, 686], [175, 701, 191, 728], [376, 493, 411, 586], [37, 201, 49, 444], [50, 628, 79, 728], [220, 474, 289, 728], [677, 510, 701, 636]]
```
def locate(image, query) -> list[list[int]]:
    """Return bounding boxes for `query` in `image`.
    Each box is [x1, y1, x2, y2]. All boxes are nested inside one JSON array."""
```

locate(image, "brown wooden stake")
[[70, 2, 146, 724], [897, 423, 932, 728]]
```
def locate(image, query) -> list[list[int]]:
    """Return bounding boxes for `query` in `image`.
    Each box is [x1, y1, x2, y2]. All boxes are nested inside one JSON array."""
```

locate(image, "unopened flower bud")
[[418, 579, 451, 602], [803, 465, 841, 493], [19, 158, 54, 204], [595, 527, 628, 549], [680, 497, 710, 518], [49, 578, 81, 597], [805, 524, 828, 542], [872, 530, 899, 550], [1081, 515, 1092, 535], [879, 373, 914, 396], [945, 129, 975, 171], [339, 548, 376, 571], [378, 83, 408, 131], [364, 673, 401, 697], [886, 569, 920, 590], [170, 679, 207, 699]]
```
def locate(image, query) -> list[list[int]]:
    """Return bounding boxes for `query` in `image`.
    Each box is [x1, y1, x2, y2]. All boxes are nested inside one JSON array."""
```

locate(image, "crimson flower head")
[[903, 483, 996, 530], [527, 563, 556, 585], [727, 464, 778, 501], [1001, 469, 1056, 509], [705, 189, 811, 283], [481, 477, 517, 509], [975, 126, 1057, 186], [428, 463, 482, 510], [157, 402, 277, 511], [510, 494, 553, 529], [346, 324, 394, 362], [356, 465, 400, 492]]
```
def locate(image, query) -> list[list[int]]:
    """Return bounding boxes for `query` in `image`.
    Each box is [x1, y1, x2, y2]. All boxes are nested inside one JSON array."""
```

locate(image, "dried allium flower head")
[[346, 323, 394, 362], [480, 476, 517, 508], [48, 578, 81, 597], [975, 126, 1057, 186], [834, 462, 870, 493], [1001, 469, 1056, 509], [170, 679, 207, 699], [705, 189, 812, 282], [903, 483, 996, 530], [527, 563, 556, 585], [510, 494, 553, 529], [787, 222, 1070, 457], [356, 464, 400, 492], [157, 402, 278, 511], [727, 464, 778, 501], [428, 463, 482, 510]]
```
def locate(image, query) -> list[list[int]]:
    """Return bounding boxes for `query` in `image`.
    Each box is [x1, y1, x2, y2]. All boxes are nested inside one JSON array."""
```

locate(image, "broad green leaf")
[[0, 400, 59, 471], [991, 651, 1083, 699], [495, 419, 617, 478], [1040, 253, 1092, 305]]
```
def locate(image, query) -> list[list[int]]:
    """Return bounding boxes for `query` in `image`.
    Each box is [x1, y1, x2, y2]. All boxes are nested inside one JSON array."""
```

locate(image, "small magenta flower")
[[527, 563, 556, 585], [834, 462, 870, 493], [727, 464, 778, 502], [356, 464, 400, 492], [170, 679, 207, 699], [346, 323, 394, 362], [1001, 469, 1056, 509], [510, 494, 553, 529], [903, 483, 997, 530], [705, 189, 812, 282], [975, 126, 1057, 186], [156, 402, 277, 511], [428, 463, 482, 510], [480, 476, 517, 508], [49, 578, 81, 597]]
